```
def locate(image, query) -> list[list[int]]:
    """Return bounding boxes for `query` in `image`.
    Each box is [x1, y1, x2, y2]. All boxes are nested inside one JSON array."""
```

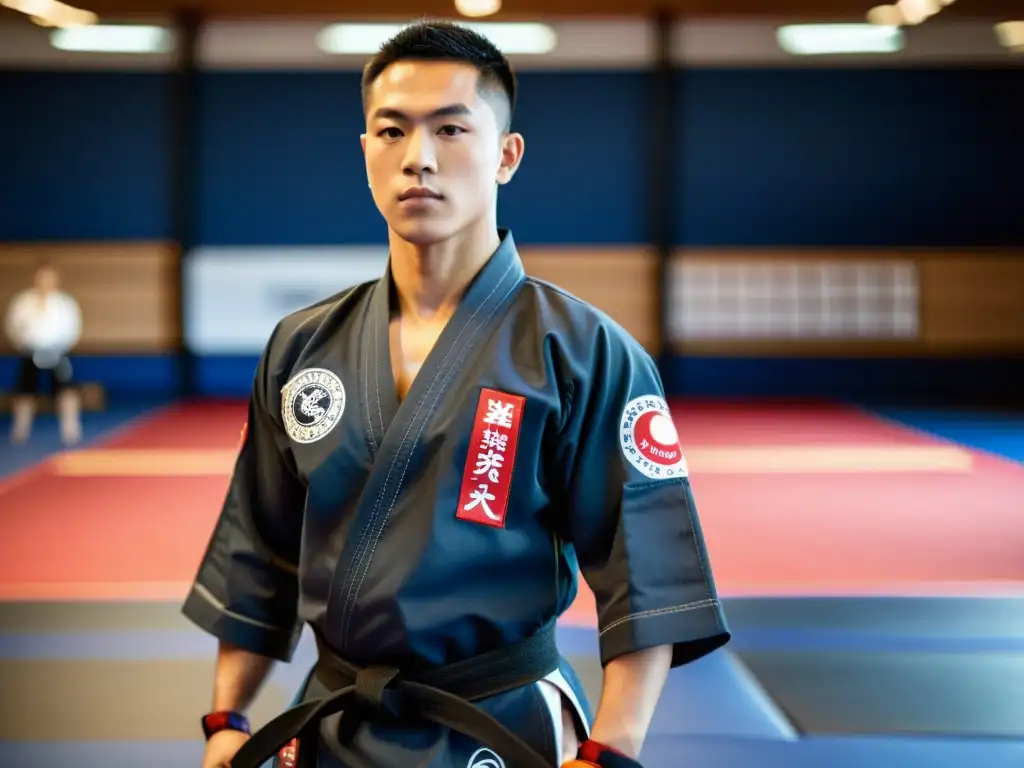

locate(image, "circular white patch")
[[281, 368, 346, 444], [619, 395, 688, 480], [467, 748, 505, 768]]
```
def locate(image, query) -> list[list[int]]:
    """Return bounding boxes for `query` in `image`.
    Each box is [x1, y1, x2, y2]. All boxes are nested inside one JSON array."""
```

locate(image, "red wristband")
[[577, 739, 637, 767], [201, 710, 250, 740]]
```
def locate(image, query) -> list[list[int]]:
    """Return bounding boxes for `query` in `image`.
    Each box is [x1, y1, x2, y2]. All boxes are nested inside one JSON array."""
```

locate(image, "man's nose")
[[402, 128, 437, 175]]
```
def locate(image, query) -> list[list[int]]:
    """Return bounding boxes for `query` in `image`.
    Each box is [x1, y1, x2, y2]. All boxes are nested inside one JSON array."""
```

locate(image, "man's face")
[[35, 267, 58, 292], [361, 60, 523, 245]]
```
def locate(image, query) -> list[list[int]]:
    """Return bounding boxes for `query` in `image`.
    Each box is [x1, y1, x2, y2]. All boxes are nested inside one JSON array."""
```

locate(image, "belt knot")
[[354, 665, 401, 715]]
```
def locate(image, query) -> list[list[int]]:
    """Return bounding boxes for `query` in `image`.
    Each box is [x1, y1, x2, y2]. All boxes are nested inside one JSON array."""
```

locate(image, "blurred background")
[[0, 0, 1023, 765]]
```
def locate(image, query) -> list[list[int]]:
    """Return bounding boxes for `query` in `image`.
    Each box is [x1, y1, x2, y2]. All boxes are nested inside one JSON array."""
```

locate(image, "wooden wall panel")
[[668, 249, 1024, 356], [3, 244, 1019, 360], [0, 242, 180, 354], [919, 256, 1024, 352], [519, 247, 660, 353]]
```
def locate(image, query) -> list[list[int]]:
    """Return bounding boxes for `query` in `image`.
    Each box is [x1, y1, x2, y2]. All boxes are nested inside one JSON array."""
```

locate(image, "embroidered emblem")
[[281, 368, 346, 444], [456, 388, 526, 529], [467, 748, 505, 768], [619, 395, 688, 480]]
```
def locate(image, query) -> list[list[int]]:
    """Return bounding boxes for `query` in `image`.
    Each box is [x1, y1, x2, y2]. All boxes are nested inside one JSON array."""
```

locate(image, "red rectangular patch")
[[456, 388, 526, 529], [278, 738, 299, 767]]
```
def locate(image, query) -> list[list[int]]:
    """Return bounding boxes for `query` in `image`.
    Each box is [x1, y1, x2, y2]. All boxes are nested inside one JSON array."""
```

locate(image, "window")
[[669, 259, 919, 340]]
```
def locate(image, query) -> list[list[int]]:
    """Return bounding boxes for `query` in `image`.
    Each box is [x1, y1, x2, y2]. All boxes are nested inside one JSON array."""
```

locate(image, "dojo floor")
[[1, 399, 1023, 767]]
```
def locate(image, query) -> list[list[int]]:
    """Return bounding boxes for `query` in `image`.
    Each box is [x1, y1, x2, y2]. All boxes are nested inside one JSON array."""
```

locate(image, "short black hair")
[[361, 20, 517, 130]]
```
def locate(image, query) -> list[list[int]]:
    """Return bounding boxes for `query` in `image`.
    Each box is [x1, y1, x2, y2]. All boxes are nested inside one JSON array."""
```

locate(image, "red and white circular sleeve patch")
[[619, 395, 688, 479]]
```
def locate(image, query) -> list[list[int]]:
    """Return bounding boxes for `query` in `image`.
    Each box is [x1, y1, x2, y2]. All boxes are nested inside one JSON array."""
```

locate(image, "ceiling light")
[[2, 0, 54, 16], [317, 22, 557, 55], [50, 24, 172, 53], [867, 5, 905, 26], [994, 21, 1024, 51], [777, 24, 904, 55], [2, 0, 96, 26], [896, 0, 938, 25], [455, 0, 502, 18]]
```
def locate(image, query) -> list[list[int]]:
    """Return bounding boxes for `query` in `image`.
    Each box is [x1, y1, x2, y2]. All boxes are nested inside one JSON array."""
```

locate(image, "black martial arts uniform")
[[182, 230, 730, 768]]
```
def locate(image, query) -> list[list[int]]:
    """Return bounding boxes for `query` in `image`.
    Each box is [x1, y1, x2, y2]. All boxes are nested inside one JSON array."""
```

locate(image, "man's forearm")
[[212, 641, 276, 712], [588, 645, 673, 759]]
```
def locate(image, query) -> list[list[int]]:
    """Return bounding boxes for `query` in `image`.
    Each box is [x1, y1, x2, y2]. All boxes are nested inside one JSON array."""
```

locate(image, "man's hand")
[[201, 729, 250, 768]]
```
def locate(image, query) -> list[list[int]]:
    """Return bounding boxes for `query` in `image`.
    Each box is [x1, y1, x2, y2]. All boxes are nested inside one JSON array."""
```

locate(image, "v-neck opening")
[[361, 230, 525, 451]]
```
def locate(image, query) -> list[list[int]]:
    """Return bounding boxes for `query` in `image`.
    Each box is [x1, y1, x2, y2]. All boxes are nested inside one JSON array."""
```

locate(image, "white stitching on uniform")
[[373, 301, 384, 437], [343, 265, 517, 638], [340, 269, 502, 638], [192, 583, 293, 633], [598, 598, 719, 636], [338, 261, 518, 644], [363, 304, 374, 449]]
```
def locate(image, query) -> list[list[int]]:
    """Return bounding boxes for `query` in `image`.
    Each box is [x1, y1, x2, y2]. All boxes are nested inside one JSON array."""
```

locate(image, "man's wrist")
[[585, 732, 639, 759], [201, 710, 251, 740], [577, 738, 644, 768]]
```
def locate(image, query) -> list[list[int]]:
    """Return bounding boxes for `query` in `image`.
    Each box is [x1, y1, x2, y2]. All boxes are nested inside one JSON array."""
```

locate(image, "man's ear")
[[496, 132, 525, 185]]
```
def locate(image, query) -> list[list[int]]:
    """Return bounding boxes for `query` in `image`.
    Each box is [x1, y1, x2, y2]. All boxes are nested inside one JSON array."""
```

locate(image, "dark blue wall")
[[0, 71, 171, 241], [197, 71, 651, 246], [676, 68, 1024, 247], [1, 67, 1022, 399], [7, 68, 1020, 248], [0, 355, 180, 398]]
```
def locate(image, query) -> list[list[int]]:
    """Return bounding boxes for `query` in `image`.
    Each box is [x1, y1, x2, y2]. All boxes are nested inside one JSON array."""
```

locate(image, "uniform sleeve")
[[557, 327, 730, 668], [5, 293, 28, 349], [181, 331, 306, 662]]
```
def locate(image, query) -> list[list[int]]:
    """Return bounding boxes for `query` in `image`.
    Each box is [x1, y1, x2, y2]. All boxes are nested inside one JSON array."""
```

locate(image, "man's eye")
[[439, 125, 465, 136], [378, 127, 402, 138]]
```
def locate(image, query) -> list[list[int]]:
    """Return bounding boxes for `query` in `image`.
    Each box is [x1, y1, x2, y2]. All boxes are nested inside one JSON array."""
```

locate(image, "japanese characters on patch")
[[457, 388, 526, 528]]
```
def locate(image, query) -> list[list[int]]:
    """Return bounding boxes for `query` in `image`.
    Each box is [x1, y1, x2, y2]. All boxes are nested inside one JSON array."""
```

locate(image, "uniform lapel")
[[331, 231, 526, 648], [360, 230, 525, 453], [361, 278, 400, 458]]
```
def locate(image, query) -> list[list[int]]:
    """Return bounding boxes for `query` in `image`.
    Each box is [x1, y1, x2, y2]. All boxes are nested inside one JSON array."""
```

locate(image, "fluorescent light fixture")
[[1, 0, 55, 15], [2, 0, 97, 26], [317, 22, 557, 55], [50, 24, 172, 53], [455, 0, 502, 17], [994, 21, 1024, 51], [777, 24, 904, 55], [866, 5, 904, 25], [896, 0, 936, 25]]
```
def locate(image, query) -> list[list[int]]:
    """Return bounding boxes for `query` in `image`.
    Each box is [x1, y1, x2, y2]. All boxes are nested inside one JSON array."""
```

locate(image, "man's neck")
[[389, 221, 501, 322]]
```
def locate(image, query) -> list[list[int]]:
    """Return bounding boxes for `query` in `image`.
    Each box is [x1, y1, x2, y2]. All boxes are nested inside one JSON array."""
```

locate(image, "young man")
[[5, 263, 83, 445], [185, 21, 729, 768]]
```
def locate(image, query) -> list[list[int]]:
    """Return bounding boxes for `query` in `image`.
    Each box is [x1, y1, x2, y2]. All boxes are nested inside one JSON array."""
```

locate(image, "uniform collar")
[[383, 228, 525, 315]]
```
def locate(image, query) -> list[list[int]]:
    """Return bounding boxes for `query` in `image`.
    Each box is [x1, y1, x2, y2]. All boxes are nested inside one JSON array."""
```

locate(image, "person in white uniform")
[[5, 263, 83, 445]]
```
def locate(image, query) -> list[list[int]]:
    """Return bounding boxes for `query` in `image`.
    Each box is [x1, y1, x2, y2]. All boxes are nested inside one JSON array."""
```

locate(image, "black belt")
[[229, 622, 560, 768]]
